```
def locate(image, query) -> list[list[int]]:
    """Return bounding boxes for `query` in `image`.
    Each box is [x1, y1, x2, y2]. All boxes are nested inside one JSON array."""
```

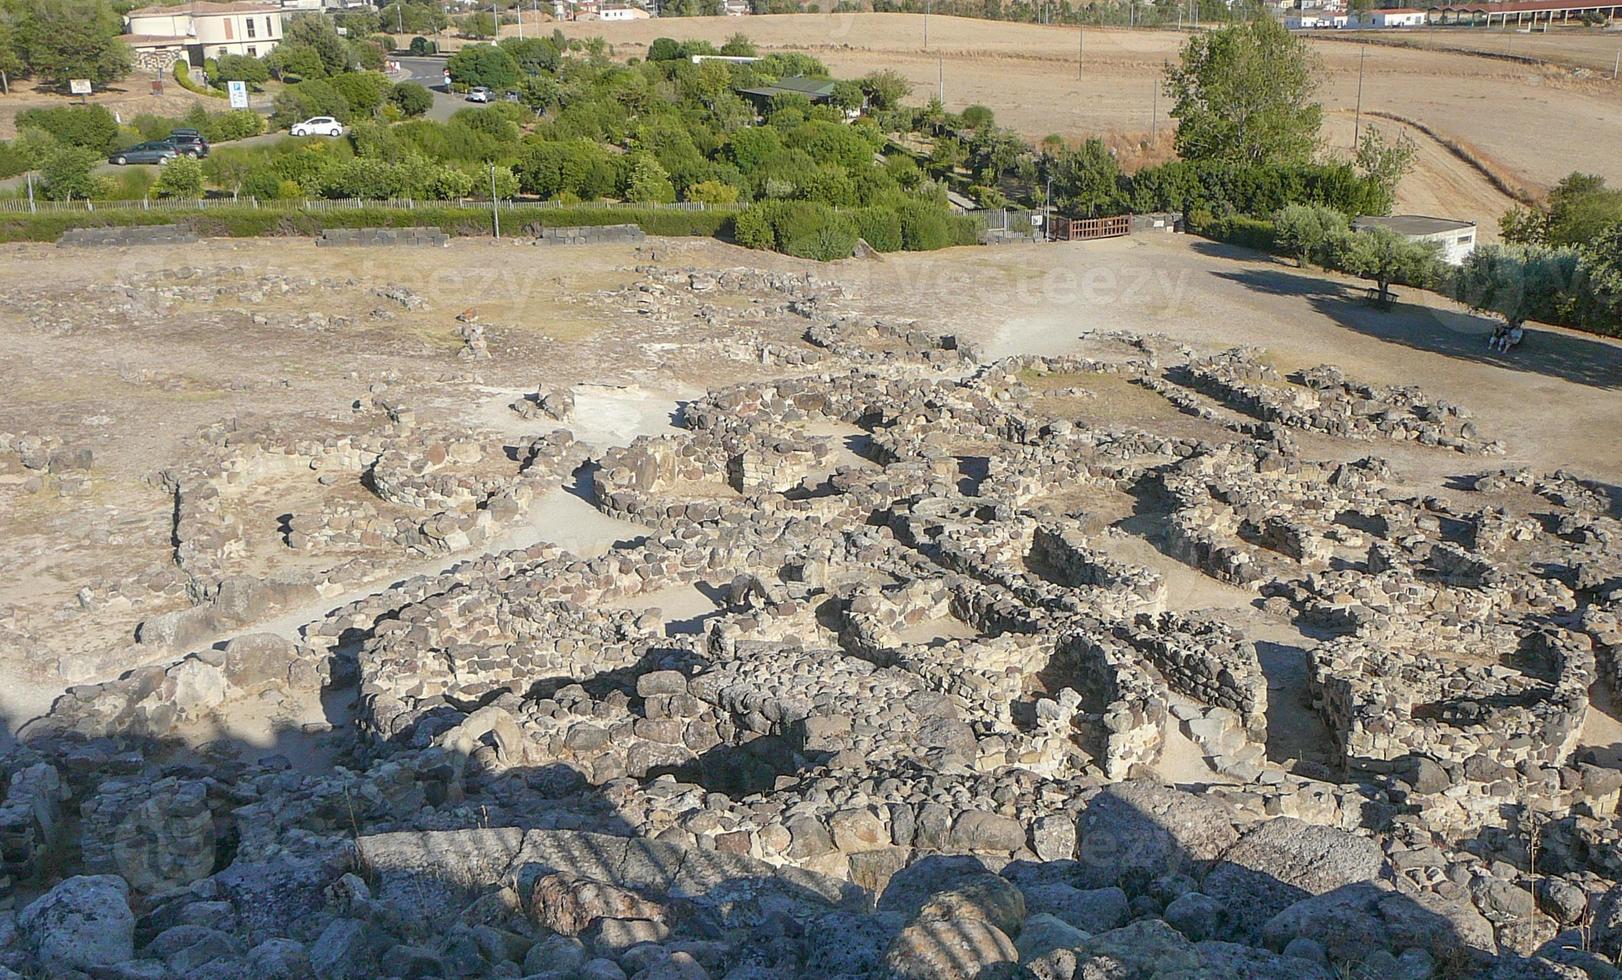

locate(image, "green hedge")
[[0, 205, 733, 243], [1191, 211, 1277, 253]]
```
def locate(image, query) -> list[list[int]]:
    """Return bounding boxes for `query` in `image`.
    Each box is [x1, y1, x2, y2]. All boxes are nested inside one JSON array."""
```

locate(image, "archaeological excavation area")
[[1, 234, 1621, 979]]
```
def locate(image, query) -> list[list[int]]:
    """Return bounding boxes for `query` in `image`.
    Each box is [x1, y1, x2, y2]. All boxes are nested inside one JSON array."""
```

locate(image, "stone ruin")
[[3, 317, 1620, 980]]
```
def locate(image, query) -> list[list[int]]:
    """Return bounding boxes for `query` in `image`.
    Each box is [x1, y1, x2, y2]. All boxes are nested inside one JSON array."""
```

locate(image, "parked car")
[[164, 128, 210, 158], [466, 86, 492, 103], [290, 116, 345, 137], [108, 141, 178, 166]]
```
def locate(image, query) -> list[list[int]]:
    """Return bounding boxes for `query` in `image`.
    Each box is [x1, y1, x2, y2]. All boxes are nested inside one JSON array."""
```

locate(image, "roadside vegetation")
[[1, 4, 1619, 335]]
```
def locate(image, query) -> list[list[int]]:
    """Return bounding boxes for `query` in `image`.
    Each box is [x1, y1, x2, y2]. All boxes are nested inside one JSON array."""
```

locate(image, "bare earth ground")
[[1, 231, 1618, 754], [0, 77, 214, 140], [556, 14, 1622, 228], [1337, 25, 1622, 75]]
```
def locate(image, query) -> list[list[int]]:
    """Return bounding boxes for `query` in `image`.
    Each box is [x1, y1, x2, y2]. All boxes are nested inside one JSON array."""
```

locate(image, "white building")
[[123, 1, 283, 71], [598, 4, 652, 18], [1353, 214, 1478, 265], [1286, 11, 1350, 26], [1352, 6, 1429, 25]]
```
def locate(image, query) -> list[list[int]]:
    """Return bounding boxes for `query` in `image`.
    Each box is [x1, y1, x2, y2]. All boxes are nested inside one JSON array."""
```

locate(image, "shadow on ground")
[[1192, 243, 1622, 391]]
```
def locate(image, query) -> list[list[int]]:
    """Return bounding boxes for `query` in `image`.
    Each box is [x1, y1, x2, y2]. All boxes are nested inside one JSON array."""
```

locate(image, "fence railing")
[[0, 196, 749, 215], [1051, 214, 1134, 241]]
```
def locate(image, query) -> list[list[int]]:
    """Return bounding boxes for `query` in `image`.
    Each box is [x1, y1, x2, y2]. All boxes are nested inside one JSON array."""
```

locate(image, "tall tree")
[[1164, 17, 1321, 166], [1333, 226, 1439, 309], [14, 0, 130, 88]]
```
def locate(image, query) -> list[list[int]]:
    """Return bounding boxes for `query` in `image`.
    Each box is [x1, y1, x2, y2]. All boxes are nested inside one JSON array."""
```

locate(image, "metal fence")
[[0, 195, 748, 215]]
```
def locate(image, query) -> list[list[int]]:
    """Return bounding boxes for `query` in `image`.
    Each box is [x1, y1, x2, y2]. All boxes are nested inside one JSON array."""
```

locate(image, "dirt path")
[[1323, 112, 1519, 239]]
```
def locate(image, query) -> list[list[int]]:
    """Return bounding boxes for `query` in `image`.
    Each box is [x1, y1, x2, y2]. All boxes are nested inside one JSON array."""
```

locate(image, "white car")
[[291, 116, 345, 137], [466, 86, 492, 103]]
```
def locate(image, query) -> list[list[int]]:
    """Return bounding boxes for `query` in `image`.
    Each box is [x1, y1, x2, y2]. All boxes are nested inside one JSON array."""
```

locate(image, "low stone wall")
[[58, 224, 198, 247], [316, 227, 449, 247], [537, 223, 646, 245]]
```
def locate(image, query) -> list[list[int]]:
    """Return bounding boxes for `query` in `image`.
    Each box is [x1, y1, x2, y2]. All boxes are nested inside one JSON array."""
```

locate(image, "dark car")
[[164, 129, 210, 158], [109, 141, 179, 166]]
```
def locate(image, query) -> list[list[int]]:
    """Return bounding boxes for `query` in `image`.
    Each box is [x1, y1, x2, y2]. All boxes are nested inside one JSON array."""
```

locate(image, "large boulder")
[[917, 874, 1027, 939], [17, 874, 135, 972], [1075, 782, 1240, 889], [1262, 880, 1496, 966], [882, 918, 1020, 980], [1018, 883, 1128, 934], [1200, 817, 1383, 938]]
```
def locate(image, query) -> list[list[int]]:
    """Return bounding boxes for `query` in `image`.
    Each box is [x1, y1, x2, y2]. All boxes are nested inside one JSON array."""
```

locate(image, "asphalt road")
[[397, 56, 469, 123]]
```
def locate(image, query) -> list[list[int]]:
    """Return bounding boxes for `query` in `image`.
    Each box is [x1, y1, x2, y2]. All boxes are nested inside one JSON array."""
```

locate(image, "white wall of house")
[[125, 5, 283, 61]]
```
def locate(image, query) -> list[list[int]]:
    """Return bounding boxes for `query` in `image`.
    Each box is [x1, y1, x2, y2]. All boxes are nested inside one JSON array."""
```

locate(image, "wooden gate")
[[1050, 214, 1132, 241]]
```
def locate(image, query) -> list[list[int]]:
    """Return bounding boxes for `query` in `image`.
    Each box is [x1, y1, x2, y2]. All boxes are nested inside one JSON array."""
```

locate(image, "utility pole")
[[490, 164, 501, 239], [1151, 70, 1159, 139], [1614, 48, 1620, 80], [26, 172, 35, 214], [1352, 44, 1366, 149], [938, 57, 944, 104], [1078, 28, 1083, 79], [924, 0, 930, 50]]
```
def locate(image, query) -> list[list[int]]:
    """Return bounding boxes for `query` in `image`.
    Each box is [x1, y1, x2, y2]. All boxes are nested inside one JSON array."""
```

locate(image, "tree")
[[1452, 244, 1583, 331], [154, 154, 204, 198], [647, 37, 683, 62], [500, 36, 560, 75], [384, 2, 449, 36], [330, 71, 392, 117], [720, 32, 756, 57], [214, 53, 270, 89], [0, 18, 26, 93], [268, 14, 351, 79], [39, 144, 102, 200], [15, 105, 118, 152], [455, 11, 498, 39], [1332, 226, 1440, 309], [272, 78, 351, 127], [13, 0, 130, 88], [959, 104, 994, 130], [446, 43, 519, 90], [623, 152, 676, 203], [1045, 139, 1127, 217], [1165, 18, 1322, 166], [390, 81, 433, 117], [1273, 204, 1347, 268], [1352, 127, 1416, 216], [860, 69, 911, 111]]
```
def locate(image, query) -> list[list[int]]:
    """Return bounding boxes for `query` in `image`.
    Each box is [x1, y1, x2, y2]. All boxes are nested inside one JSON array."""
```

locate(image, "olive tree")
[[1273, 204, 1347, 268], [1332, 226, 1440, 309]]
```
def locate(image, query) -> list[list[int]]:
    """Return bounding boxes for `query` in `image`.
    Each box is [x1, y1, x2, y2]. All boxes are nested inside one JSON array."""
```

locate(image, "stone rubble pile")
[[3, 321, 1618, 980]]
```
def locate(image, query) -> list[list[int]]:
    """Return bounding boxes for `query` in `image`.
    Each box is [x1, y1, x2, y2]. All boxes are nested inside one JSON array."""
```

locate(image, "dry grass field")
[[554, 13, 1622, 229]]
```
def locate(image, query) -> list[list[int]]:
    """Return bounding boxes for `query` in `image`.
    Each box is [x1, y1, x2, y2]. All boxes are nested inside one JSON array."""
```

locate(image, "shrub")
[[330, 71, 393, 118], [897, 200, 952, 251], [734, 199, 857, 260], [446, 43, 520, 90], [154, 155, 205, 198], [173, 60, 225, 98], [685, 179, 739, 205], [0, 141, 34, 180], [1194, 212, 1278, 253], [40, 145, 104, 200], [273, 79, 352, 128], [214, 53, 270, 89], [853, 206, 903, 252], [409, 36, 438, 55], [15, 105, 119, 153], [390, 81, 434, 118]]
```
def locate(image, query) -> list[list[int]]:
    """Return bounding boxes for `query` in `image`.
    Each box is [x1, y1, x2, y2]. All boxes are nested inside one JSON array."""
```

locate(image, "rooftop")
[[737, 76, 839, 100], [1353, 214, 1477, 236], [127, 1, 280, 16]]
